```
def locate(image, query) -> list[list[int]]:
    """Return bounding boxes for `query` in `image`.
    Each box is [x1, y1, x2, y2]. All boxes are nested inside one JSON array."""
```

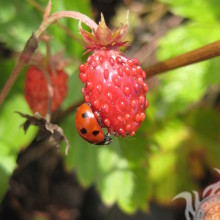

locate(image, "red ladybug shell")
[[75, 103, 112, 145]]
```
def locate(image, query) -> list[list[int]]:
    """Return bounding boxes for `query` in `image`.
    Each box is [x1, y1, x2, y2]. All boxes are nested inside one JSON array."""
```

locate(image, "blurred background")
[[0, 0, 219, 219]]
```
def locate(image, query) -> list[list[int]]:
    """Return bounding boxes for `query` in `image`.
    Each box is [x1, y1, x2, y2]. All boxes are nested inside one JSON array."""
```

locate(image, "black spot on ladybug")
[[82, 112, 89, 118], [92, 130, 99, 136], [80, 128, 87, 134]]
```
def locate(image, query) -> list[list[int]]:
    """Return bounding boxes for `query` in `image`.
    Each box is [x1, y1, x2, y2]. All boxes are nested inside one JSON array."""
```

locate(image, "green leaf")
[[203, 57, 220, 85], [0, 1, 16, 23], [49, 0, 92, 58], [186, 108, 220, 167], [158, 23, 220, 60], [0, 141, 17, 200], [0, 59, 28, 101], [153, 119, 189, 151], [149, 151, 177, 202], [96, 149, 134, 210], [62, 69, 84, 109], [0, 141, 16, 174], [158, 0, 219, 23], [149, 148, 198, 203], [0, 163, 10, 200], [0, 95, 37, 151], [155, 22, 220, 119], [61, 114, 99, 186], [96, 146, 150, 213], [0, 0, 41, 50], [152, 63, 208, 119]]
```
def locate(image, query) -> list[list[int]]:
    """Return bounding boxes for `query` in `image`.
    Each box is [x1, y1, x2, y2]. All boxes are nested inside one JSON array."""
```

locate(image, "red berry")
[[79, 50, 148, 136], [78, 15, 148, 137], [25, 66, 68, 116]]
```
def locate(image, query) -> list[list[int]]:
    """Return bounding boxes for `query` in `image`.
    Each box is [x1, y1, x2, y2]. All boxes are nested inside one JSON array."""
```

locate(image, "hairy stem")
[[36, 11, 98, 38], [0, 64, 24, 106], [27, 0, 84, 44], [146, 40, 220, 77], [0, 34, 38, 107], [43, 70, 53, 123]]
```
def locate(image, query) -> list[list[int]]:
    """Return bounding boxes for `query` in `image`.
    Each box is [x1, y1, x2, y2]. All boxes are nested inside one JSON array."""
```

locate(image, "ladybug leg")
[[96, 132, 112, 145], [87, 102, 103, 126], [104, 133, 112, 145], [112, 131, 119, 136], [97, 108, 103, 127], [86, 102, 91, 107]]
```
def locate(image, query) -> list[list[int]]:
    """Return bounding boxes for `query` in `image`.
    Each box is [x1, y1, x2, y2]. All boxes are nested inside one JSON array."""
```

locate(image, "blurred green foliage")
[[0, 0, 219, 214]]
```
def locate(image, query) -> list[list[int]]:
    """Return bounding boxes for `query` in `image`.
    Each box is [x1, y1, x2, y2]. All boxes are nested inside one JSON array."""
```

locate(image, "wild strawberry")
[[79, 15, 149, 137], [25, 66, 68, 116]]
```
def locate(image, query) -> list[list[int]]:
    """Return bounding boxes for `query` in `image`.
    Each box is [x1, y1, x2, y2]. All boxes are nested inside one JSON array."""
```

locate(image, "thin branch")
[[26, 0, 44, 12], [0, 34, 38, 107], [36, 11, 98, 38], [27, 0, 84, 45], [146, 40, 220, 78], [0, 65, 24, 106], [44, 38, 53, 122]]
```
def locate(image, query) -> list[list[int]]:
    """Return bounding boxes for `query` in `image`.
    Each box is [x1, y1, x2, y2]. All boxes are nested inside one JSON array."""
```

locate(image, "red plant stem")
[[146, 40, 220, 77], [0, 34, 38, 107], [44, 40, 53, 122], [36, 11, 98, 38], [0, 64, 24, 106], [27, 0, 84, 44], [44, 72, 53, 123]]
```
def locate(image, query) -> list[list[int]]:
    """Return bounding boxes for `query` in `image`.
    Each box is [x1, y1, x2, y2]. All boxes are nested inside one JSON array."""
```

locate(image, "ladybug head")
[[96, 133, 112, 145]]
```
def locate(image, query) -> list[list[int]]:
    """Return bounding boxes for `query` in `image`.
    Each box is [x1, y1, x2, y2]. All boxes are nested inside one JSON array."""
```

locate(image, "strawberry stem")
[[0, 33, 38, 107], [28, 0, 84, 44], [146, 40, 220, 77], [36, 11, 98, 38]]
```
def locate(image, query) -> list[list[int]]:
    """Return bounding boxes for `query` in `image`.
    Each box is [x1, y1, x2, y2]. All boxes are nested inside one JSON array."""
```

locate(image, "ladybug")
[[75, 103, 112, 145]]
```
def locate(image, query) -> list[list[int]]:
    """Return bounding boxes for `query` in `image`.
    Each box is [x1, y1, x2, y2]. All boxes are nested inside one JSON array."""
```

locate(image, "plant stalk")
[[0, 33, 38, 107], [36, 11, 98, 38], [146, 40, 220, 77]]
